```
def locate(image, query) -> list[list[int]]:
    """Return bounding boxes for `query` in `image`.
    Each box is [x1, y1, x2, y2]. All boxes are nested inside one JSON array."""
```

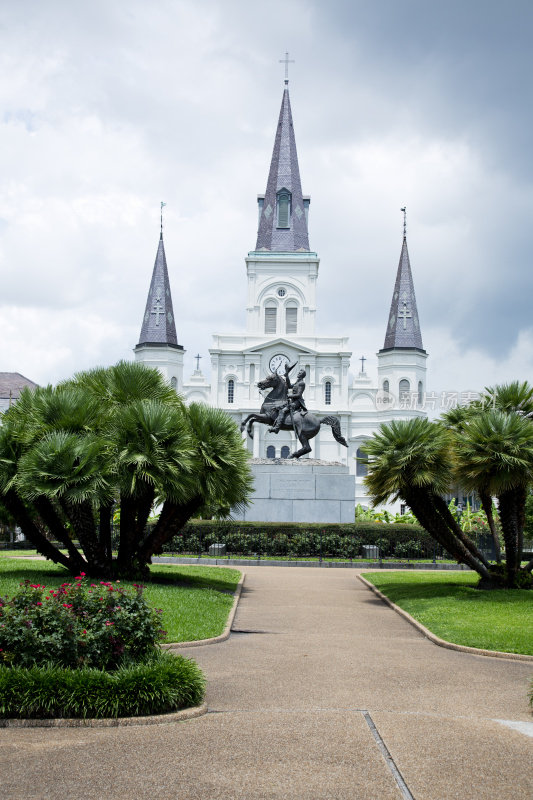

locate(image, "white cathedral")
[[134, 79, 427, 507]]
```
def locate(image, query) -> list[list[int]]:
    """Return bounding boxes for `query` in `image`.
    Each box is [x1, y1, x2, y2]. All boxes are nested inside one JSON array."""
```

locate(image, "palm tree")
[[363, 418, 492, 581], [0, 363, 252, 578], [442, 404, 501, 562], [139, 403, 253, 563], [453, 409, 533, 586]]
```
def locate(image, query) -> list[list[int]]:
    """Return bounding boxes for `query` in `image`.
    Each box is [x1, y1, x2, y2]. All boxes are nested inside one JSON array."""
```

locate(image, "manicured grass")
[[363, 571, 533, 655], [0, 556, 241, 643]]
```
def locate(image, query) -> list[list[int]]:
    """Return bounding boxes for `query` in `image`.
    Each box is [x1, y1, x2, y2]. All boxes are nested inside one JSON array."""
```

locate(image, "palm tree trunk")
[[98, 503, 113, 571], [406, 489, 491, 581], [132, 489, 155, 553], [60, 499, 108, 575], [116, 495, 136, 571], [498, 489, 519, 587], [32, 497, 86, 571], [138, 495, 203, 564], [516, 485, 526, 572], [433, 494, 491, 570], [478, 490, 501, 563], [3, 489, 74, 571]]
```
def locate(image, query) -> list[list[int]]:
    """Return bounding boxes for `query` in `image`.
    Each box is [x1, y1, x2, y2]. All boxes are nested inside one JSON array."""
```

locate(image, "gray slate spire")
[[136, 234, 180, 348], [255, 86, 310, 252], [381, 237, 425, 351]]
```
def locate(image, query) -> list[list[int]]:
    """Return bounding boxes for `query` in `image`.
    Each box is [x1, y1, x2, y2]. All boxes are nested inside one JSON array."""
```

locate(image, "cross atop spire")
[[381, 233, 425, 352], [255, 84, 310, 252], [401, 206, 407, 239], [279, 51, 294, 84]]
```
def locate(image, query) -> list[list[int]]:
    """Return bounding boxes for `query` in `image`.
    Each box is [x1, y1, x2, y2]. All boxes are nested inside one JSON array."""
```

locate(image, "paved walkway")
[[2, 567, 532, 799]]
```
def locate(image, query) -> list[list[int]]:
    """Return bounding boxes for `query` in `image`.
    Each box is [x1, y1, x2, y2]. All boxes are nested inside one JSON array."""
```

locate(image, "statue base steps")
[[233, 459, 355, 523]]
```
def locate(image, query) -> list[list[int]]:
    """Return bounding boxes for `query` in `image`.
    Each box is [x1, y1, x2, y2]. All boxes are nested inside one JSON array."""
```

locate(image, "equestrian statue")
[[240, 361, 348, 459]]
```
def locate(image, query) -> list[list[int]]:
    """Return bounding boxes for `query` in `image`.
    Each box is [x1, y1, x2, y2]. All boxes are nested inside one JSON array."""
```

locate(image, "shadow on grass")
[[365, 576, 531, 606], [0, 560, 240, 596]]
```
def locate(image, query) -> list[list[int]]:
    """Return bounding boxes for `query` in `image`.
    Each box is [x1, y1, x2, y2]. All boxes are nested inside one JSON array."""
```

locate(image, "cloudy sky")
[[1, 0, 532, 403]]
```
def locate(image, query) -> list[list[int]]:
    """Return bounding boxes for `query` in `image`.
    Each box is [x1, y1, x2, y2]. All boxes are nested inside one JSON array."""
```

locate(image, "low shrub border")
[[0, 650, 206, 720], [157, 519, 445, 561]]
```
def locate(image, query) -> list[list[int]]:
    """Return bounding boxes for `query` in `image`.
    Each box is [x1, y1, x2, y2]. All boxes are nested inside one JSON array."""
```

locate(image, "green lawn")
[[0, 555, 241, 643], [363, 571, 533, 655]]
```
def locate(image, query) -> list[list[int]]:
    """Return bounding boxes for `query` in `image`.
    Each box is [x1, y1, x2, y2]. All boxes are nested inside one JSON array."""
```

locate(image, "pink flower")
[[105, 621, 114, 626], [36, 602, 42, 606]]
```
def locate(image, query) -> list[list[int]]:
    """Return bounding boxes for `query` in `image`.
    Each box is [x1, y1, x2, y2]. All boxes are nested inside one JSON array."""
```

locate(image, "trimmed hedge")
[[0, 651, 205, 719], [158, 519, 445, 560]]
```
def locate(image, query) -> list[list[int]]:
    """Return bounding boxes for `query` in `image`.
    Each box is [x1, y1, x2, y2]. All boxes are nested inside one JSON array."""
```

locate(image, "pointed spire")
[[136, 233, 179, 348], [381, 235, 425, 351], [255, 85, 310, 252]]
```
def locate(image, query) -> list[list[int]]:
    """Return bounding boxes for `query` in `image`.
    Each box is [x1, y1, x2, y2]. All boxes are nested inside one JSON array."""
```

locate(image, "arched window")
[[249, 364, 255, 384], [170, 377, 177, 390], [281, 445, 290, 459], [277, 190, 291, 228], [285, 305, 297, 334], [325, 381, 331, 405], [356, 447, 368, 477], [265, 303, 277, 334], [227, 379, 234, 404], [399, 379, 410, 404], [418, 381, 423, 405], [266, 445, 276, 459], [383, 379, 389, 394]]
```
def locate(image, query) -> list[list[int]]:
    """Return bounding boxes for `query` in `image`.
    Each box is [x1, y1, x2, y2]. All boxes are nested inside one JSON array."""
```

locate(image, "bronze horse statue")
[[240, 372, 348, 459]]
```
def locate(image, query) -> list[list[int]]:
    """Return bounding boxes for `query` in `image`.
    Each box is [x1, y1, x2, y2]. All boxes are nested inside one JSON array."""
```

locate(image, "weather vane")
[[160, 201, 166, 235], [401, 206, 407, 238], [279, 52, 294, 84]]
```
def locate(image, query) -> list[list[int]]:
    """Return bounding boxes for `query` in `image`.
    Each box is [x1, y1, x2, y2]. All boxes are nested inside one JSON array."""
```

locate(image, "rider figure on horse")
[[268, 361, 308, 434]]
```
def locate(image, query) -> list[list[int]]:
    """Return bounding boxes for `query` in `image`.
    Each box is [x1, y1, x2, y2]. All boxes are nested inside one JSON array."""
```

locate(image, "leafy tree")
[[363, 418, 492, 581], [364, 384, 533, 588], [0, 362, 252, 579]]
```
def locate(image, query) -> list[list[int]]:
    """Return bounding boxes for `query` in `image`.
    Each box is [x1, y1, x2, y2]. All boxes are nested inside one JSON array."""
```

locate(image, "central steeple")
[[255, 83, 310, 252]]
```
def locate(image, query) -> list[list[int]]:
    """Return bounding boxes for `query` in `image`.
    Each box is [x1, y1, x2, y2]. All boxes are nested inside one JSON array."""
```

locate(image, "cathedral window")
[[266, 445, 276, 459], [170, 377, 177, 390], [277, 190, 291, 228], [418, 381, 423, 405], [399, 379, 410, 403], [325, 381, 331, 405], [285, 306, 297, 334], [383, 380, 389, 394], [356, 447, 368, 477], [265, 305, 277, 334], [227, 379, 234, 404], [281, 445, 290, 459]]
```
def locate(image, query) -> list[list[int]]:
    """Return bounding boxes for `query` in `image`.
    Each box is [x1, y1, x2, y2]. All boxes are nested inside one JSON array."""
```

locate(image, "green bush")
[[0, 576, 165, 670], [0, 651, 205, 719], [158, 519, 440, 560]]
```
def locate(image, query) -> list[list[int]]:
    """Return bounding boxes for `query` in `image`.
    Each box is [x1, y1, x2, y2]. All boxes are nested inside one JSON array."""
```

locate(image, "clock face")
[[269, 353, 289, 374]]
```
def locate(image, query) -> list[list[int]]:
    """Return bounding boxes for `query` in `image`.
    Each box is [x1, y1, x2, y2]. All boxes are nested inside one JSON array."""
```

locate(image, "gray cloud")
[[0, 0, 532, 393]]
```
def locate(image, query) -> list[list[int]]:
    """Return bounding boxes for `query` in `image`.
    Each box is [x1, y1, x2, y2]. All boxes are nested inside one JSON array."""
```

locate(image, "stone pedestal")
[[233, 459, 355, 523]]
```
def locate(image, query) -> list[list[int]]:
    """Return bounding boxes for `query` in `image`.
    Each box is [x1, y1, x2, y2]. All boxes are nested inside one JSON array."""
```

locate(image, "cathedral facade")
[[135, 81, 427, 507]]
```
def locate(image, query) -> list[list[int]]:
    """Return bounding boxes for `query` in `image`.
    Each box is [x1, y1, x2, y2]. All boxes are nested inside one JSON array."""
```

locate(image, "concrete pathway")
[[2, 566, 532, 799]]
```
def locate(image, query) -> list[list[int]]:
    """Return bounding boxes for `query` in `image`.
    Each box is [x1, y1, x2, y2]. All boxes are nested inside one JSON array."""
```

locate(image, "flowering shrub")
[[0, 575, 166, 670]]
